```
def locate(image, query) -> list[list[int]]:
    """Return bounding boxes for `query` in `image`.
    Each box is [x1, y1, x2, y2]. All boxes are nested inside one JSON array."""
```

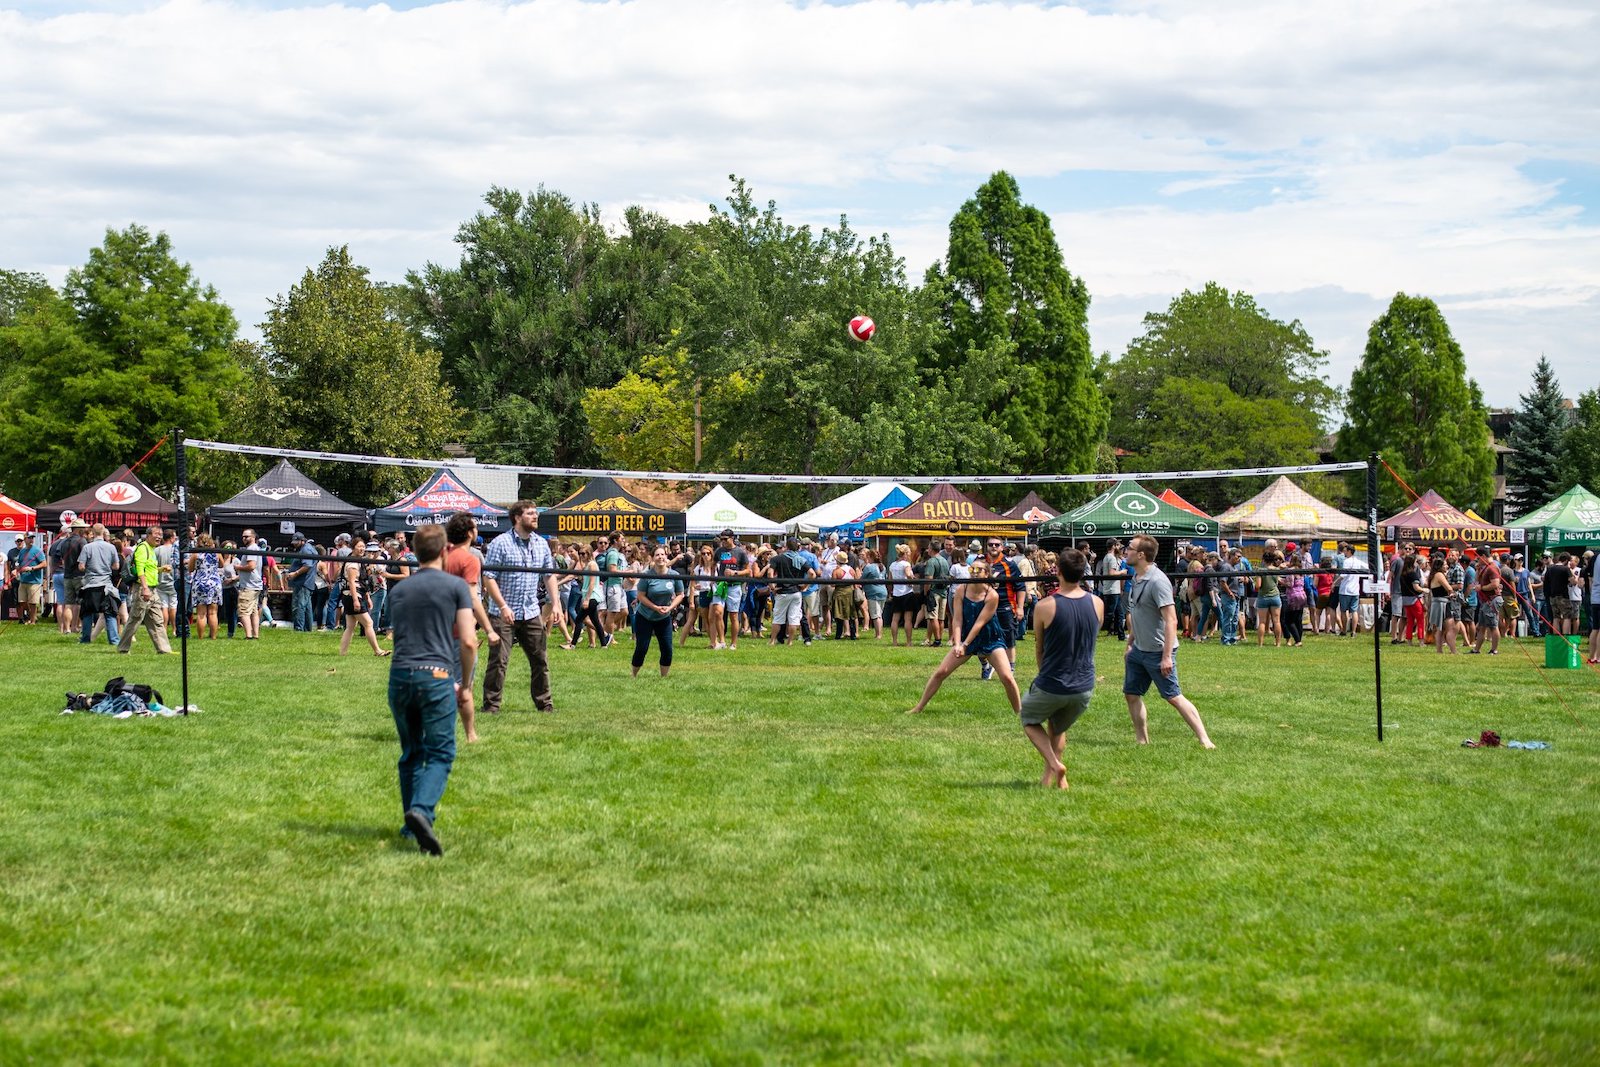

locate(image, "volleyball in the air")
[[848, 315, 876, 342]]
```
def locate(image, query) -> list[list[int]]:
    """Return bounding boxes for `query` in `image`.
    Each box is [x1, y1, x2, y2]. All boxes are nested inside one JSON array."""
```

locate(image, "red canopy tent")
[[0, 492, 36, 533], [1158, 487, 1213, 520], [1380, 490, 1510, 548]]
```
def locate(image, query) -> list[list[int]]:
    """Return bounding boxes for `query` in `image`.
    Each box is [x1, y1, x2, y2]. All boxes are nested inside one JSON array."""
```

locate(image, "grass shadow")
[[283, 820, 397, 843]]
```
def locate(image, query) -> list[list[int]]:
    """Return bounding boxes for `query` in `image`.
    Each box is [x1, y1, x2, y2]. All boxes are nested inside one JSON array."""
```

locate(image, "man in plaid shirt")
[[481, 501, 565, 715]]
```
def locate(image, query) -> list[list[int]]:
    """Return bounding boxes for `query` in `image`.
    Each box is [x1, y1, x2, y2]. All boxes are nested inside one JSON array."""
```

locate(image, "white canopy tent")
[[784, 482, 921, 538], [685, 484, 787, 539]]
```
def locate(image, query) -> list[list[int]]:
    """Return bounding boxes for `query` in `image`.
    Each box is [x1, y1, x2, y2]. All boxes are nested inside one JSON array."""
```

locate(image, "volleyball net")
[[165, 432, 1390, 736]]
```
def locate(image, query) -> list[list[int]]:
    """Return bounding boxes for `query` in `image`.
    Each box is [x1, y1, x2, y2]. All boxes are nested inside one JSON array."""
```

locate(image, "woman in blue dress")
[[186, 533, 224, 639], [907, 561, 1022, 715]]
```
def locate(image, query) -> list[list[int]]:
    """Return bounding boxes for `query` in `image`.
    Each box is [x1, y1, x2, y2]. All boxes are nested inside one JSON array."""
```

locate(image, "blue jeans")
[[292, 586, 314, 632], [1217, 597, 1240, 643], [370, 586, 388, 633], [1102, 593, 1123, 636], [389, 668, 458, 822], [323, 581, 343, 629], [79, 588, 120, 645], [1194, 596, 1212, 638]]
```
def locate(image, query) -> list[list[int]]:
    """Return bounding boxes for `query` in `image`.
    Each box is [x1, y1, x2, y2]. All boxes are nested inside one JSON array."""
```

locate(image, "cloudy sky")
[[3, 0, 1597, 409]]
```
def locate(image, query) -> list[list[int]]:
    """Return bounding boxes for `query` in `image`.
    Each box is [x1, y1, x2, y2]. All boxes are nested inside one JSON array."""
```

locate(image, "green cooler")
[[1544, 634, 1581, 670]]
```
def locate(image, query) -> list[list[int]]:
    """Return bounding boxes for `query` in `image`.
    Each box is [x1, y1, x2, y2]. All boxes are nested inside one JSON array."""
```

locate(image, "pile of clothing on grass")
[[61, 677, 179, 718]]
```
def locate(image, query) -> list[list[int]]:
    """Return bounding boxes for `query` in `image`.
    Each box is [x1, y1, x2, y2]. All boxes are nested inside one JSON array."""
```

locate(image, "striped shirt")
[[484, 528, 554, 620]]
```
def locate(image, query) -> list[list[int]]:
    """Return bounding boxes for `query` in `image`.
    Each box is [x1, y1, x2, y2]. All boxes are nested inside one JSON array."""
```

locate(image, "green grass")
[[1, 620, 1597, 1065]]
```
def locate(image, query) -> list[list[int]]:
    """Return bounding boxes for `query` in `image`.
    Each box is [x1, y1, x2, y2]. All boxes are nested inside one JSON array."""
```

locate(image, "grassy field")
[[1, 619, 1596, 1065]]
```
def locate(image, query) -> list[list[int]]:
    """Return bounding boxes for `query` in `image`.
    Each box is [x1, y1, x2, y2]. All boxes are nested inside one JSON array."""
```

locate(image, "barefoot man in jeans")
[[387, 523, 476, 856], [1123, 534, 1216, 748]]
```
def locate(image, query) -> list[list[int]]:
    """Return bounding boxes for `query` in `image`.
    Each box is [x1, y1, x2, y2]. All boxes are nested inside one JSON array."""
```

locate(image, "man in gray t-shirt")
[[1122, 534, 1215, 748], [387, 524, 477, 858], [75, 525, 122, 646]]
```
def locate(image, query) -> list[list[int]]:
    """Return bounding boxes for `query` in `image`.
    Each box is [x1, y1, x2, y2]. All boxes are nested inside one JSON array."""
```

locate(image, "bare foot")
[[1201, 740, 1217, 750], [906, 707, 924, 715], [466, 731, 480, 743]]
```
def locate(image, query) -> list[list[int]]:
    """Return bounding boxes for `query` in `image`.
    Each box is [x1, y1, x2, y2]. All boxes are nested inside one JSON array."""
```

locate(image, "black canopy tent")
[[537, 477, 685, 539], [36, 465, 180, 530], [206, 460, 367, 546]]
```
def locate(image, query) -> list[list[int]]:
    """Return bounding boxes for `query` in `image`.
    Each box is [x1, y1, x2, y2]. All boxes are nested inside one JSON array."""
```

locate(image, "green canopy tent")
[[1509, 484, 1600, 553], [1035, 480, 1219, 551]]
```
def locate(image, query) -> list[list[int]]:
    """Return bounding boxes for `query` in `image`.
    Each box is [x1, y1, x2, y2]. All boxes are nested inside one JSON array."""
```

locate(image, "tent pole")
[[174, 429, 191, 716], [1368, 452, 1383, 742]]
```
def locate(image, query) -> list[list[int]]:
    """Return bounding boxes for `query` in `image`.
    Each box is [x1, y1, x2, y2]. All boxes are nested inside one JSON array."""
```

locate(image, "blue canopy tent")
[[785, 483, 920, 541], [371, 467, 510, 537]]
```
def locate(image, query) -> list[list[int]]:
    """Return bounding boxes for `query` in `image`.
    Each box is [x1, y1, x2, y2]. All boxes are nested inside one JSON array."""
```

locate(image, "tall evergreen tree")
[[1338, 293, 1495, 514], [924, 171, 1106, 476], [1505, 355, 1569, 515]]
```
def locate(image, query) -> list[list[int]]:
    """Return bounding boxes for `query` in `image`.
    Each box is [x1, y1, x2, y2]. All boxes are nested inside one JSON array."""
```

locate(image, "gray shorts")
[[604, 585, 625, 613], [1019, 684, 1091, 734], [157, 588, 178, 609], [1477, 597, 1502, 628]]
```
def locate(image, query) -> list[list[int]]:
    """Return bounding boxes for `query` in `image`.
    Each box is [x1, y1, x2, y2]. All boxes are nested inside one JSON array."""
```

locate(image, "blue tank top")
[[961, 592, 1006, 654], [1034, 591, 1098, 695]]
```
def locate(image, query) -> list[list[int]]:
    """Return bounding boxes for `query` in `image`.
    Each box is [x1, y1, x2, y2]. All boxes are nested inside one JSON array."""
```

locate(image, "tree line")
[[1, 172, 1594, 520]]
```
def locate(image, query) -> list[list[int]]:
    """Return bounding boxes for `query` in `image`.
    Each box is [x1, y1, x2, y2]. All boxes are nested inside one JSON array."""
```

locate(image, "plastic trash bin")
[[1544, 634, 1581, 670]]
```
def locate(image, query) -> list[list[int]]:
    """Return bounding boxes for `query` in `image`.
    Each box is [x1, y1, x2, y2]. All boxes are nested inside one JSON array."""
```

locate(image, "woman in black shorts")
[[339, 540, 388, 657]]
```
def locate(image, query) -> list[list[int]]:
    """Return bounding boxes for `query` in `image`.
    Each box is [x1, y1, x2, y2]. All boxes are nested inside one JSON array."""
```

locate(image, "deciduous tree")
[[1560, 387, 1600, 493], [924, 171, 1106, 476], [1338, 293, 1494, 514], [0, 226, 238, 502]]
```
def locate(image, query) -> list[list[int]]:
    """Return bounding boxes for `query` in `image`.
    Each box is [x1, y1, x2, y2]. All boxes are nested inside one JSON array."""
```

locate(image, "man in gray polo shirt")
[[1123, 534, 1216, 748], [76, 523, 122, 646]]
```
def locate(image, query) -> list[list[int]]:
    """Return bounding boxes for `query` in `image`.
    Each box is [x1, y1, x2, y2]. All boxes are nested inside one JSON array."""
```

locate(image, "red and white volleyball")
[[848, 315, 876, 342]]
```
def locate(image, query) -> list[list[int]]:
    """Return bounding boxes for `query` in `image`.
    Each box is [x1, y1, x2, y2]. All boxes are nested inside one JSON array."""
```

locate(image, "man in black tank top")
[[1020, 548, 1102, 789]]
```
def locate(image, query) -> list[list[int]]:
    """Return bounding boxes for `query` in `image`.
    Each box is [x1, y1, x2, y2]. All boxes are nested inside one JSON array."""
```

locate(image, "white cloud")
[[0, 0, 1596, 404]]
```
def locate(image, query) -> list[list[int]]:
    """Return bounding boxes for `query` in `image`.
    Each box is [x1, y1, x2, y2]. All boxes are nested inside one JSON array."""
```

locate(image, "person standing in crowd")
[[116, 526, 171, 655], [1543, 552, 1575, 637], [154, 529, 179, 637], [922, 542, 951, 648], [769, 537, 814, 647], [442, 513, 501, 743], [219, 541, 240, 638], [984, 538, 1023, 680], [831, 552, 859, 640], [1336, 542, 1364, 636], [481, 501, 564, 715], [384, 523, 475, 857], [284, 533, 318, 632], [49, 520, 72, 633], [887, 543, 917, 647], [1213, 548, 1242, 645], [746, 546, 773, 638], [1469, 551, 1504, 654], [1281, 549, 1308, 646], [1529, 555, 1547, 637], [906, 560, 1022, 717], [76, 524, 121, 646], [233, 528, 263, 640], [1096, 539, 1126, 640], [1018, 548, 1101, 790], [1428, 553, 1459, 653], [1122, 534, 1215, 748], [1395, 547, 1424, 646], [597, 534, 627, 640], [58, 519, 88, 636], [1504, 553, 1529, 638], [631, 546, 685, 678], [1588, 550, 1600, 664], [710, 529, 751, 651], [682, 544, 715, 647], [187, 533, 224, 639], [339, 540, 389, 657], [859, 548, 887, 640], [9, 532, 46, 625]]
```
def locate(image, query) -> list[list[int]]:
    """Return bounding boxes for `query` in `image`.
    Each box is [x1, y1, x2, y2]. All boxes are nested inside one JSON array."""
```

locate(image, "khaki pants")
[[117, 590, 172, 653], [482, 615, 553, 714]]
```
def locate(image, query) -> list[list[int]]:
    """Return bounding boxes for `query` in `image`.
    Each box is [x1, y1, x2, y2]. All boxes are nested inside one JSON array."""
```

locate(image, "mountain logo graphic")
[[95, 481, 144, 506], [570, 496, 642, 513]]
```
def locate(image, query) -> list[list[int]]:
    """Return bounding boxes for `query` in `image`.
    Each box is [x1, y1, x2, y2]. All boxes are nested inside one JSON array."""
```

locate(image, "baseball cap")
[[291, 532, 306, 543]]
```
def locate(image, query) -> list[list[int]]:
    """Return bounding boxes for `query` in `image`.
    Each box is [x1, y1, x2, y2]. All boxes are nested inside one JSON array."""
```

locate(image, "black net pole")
[[1367, 452, 1383, 742], [174, 429, 191, 716]]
